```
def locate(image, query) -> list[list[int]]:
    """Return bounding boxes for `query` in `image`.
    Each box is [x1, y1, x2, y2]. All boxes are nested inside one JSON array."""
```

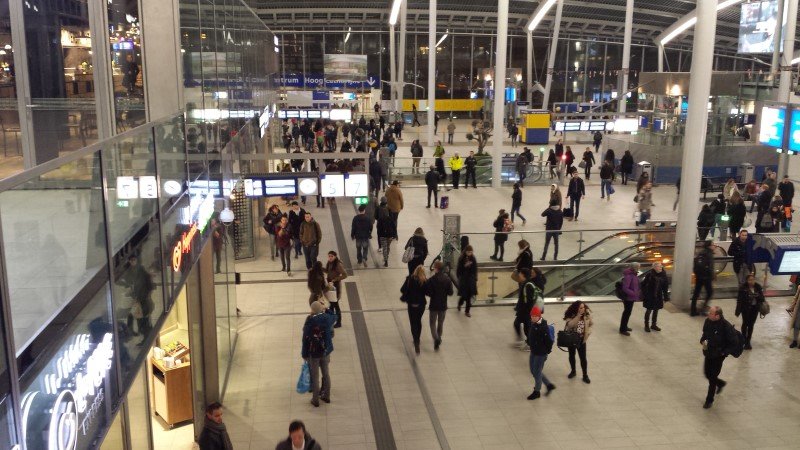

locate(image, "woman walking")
[[307, 261, 329, 305], [546, 149, 558, 179], [549, 184, 563, 208], [376, 197, 398, 267], [736, 274, 765, 350], [564, 146, 575, 174], [456, 246, 478, 317], [515, 240, 534, 272], [401, 265, 429, 354], [620, 150, 634, 185], [511, 183, 527, 225], [491, 210, 511, 261], [641, 262, 669, 332], [637, 182, 653, 226], [325, 251, 347, 328], [404, 228, 429, 275], [563, 301, 593, 383], [276, 216, 293, 276], [263, 204, 283, 260]]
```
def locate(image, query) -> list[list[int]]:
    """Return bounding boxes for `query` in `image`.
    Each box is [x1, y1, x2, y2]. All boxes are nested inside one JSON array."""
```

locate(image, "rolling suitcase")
[[440, 196, 449, 209]]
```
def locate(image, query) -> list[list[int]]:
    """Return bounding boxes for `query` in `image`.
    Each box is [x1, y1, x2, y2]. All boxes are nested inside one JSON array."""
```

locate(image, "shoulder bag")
[[556, 323, 583, 351], [402, 238, 415, 263]]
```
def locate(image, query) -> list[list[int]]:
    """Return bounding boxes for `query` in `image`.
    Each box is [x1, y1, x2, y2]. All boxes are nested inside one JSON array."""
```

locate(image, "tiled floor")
[[192, 170, 800, 450]]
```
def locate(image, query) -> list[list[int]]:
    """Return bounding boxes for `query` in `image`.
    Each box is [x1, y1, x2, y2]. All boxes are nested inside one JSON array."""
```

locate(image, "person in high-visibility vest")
[[449, 153, 464, 190]]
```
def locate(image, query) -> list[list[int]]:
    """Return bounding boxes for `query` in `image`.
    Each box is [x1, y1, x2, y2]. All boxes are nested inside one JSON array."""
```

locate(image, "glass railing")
[[386, 155, 551, 186]]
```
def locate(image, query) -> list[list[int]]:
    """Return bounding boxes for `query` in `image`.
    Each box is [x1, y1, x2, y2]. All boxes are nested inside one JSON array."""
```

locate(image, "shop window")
[[108, 0, 146, 131]]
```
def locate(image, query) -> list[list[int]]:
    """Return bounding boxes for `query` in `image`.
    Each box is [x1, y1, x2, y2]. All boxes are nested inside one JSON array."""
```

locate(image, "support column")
[[397, 1, 407, 115], [657, 44, 664, 72], [619, 0, 633, 113], [777, 0, 798, 177], [526, 31, 533, 104], [542, 0, 563, 110], [493, 0, 509, 188], [771, 0, 786, 74], [672, 0, 717, 310], [8, 0, 35, 168], [390, 25, 397, 111], [427, 0, 436, 147]]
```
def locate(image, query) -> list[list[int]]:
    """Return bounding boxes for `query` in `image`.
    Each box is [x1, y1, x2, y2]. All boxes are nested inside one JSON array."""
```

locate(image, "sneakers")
[[522, 219, 527, 225], [527, 391, 541, 400], [545, 384, 556, 396], [568, 371, 576, 379], [465, 312, 472, 318], [791, 341, 798, 348], [716, 380, 727, 395], [644, 324, 651, 333]]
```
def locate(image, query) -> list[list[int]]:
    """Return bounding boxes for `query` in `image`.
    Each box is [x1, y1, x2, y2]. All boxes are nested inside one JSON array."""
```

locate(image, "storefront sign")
[[172, 222, 199, 272], [22, 333, 114, 450]]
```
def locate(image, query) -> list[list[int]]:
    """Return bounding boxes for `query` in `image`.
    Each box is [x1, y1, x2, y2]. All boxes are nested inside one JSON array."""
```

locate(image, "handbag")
[[557, 329, 583, 351], [511, 270, 524, 283], [324, 286, 338, 303], [578, 161, 586, 169], [608, 185, 616, 195], [402, 238, 415, 263], [759, 300, 770, 318], [296, 361, 311, 393], [743, 216, 753, 228]]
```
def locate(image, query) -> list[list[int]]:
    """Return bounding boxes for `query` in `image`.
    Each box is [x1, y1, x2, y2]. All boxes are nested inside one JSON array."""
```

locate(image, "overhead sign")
[[173, 222, 199, 272], [272, 72, 381, 89], [739, 0, 782, 54], [344, 173, 369, 197], [788, 110, 800, 152], [324, 54, 368, 81], [320, 174, 345, 197], [116, 176, 157, 199]]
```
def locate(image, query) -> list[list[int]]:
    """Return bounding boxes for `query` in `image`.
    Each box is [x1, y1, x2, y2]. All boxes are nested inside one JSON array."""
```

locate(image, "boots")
[[644, 323, 651, 332]]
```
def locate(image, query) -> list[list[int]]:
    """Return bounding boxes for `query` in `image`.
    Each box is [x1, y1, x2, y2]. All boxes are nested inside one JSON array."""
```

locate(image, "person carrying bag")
[[561, 300, 593, 383]]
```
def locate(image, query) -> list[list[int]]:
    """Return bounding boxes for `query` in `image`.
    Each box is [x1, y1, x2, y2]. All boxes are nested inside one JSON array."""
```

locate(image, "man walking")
[[300, 212, 322, 270], [566, 170, 586, 221], [275, 421, 322, 450], [449, 152, 463, 189], [700, 306, 738, 409], [301, 301, 336, 407], [288, 201, 306, 259], [619, 262, 640, 336], [691, 240, 716, 316], [540, 200, 563, 260], [385, 180, 404, 224], [516, 152, 528, 187], [351, 205, 373, 268], [425, 165, 440, 208], [426, 261, 454, 351], [600, 160, 614, 201], [728, 230, 753, 286], [464, 151, 478, 188], [526, 306, 556, 400], [198, 402, 233, 450]]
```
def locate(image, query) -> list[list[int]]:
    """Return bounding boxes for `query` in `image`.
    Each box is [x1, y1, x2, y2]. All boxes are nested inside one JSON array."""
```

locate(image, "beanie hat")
[[530, 306, 542, 318], [310, 301, 326, 315]]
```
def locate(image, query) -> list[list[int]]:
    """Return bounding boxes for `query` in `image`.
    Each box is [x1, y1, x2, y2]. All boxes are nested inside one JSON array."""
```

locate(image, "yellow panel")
[[400, 99, 484, 112], [523, 113, 550, 129]]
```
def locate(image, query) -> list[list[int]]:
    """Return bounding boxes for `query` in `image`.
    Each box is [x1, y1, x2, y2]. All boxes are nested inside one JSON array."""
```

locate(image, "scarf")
[[204, 417, 234, 450]]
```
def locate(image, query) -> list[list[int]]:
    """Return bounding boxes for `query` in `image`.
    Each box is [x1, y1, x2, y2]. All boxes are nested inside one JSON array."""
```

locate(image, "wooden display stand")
[[151, 357, 193, 427]]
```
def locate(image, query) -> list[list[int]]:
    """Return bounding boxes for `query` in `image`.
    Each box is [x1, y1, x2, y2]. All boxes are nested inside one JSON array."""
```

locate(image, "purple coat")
[[622, 267, 640, 302]]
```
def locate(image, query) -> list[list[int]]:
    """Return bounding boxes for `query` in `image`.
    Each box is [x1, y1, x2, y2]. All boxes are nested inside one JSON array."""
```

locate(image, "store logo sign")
[[22, 333, 113, 450], [172, 222, 199, 272]]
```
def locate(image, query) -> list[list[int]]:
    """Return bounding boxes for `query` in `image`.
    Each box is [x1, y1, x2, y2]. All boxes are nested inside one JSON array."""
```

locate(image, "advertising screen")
[[739, 0, 781, 54], [330, 109, 352, 121], [324, 54, 367, 81], [778, 250, 800, 273], [787, 109, 800, 152], [759, 105, 786, 148]]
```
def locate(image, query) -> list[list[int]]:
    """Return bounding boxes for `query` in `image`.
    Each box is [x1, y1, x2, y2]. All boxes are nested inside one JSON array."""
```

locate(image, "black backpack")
[[693, 252, 712, 275], [614, 280, 626, 300], [306, 323, 327, 358], [729, 324, 746, 358]]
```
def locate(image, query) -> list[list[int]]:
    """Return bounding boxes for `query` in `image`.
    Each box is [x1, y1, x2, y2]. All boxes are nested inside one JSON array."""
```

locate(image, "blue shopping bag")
[[296, 361, 311, 394]]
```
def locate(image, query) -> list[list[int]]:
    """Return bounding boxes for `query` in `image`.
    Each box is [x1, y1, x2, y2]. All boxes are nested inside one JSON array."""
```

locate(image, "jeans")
[[279, 247, 291, 272], [267, 233, 277, 258], [330, 300, 342, 326], [601, 179, 612, 198], [513, 315, 530, 339], [293, 237, 303, 258], [620, 300, 634, 332], [465, 169, 477, 188], [638, 210, 650, 226], [451, 170, 461, 189], [303, 244, 319, 270], [735, 265, 753, 286], [408, 304, 425, 343], [458, 295, 472, 314], [447, 133, 454, 144], [309, 355, 330, 403], [644, 308, 659, 326], [529, 354, 551, 392], [569, 197, 581, 219], [427, 188, 438, 207], [511, 205, 526, 223], [568, 342, 588, 376], [704, 356, 725, 404], [691, 276, 713, 315], [412, 157, 421, 174], [518, 169, 527, 187], [429, 310, 446, 341], [741, 306, 758, 345], [355, 239, 370, 264], [542, 233, 559, 260]]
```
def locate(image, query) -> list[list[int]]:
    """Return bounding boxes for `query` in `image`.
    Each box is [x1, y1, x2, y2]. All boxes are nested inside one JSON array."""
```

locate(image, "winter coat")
[[515, 247, 534, 271], [376, 206, 397, 239], [541, 206, 564, 233], [779, 181, 795, 205], [700, 317, 738, 359], [263, 211, 283, 235], [600, 163, 614, 180], [401, 276, 428, 307], [351, 214, 373, 240], [426, 271, 454, 311], [697, 209, 716, 229], [582, 151, 595, 167], [527, 318, 553, 356], [493, 216, 508, 243], [325, 259, 347, 283], [728, 236, 753, 274], [425, 169, 440, 189], [641, 269, 669, 310], [288, 208, 306, 238], [621, 267, 640, 302], [456, 254, 478, 298], [512, 188, 523, 208], [405, 234, 429, 261], [385, 185, 404, 212], [549, 191, 562, 208], [275, 223, 292, 249], [727, 201, 747, 230], [710, 197, 727, 215], [515, 281, 539, 318], [301, 312, 336, 358], [735, 283, 765, 316], [620, 153, 634, 173], [564, 312, 593, 343], [637, 188, 653, 211], [567, 177, 585, 199], [299, 220, 322, 247]]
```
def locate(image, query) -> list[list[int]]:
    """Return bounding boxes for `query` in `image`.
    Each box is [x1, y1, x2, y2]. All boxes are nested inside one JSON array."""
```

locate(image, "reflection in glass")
[[108, 0, 146, 130], [127, 352, 152, 450], [0, 0, 22, 177], [99, 410, 125, 450]]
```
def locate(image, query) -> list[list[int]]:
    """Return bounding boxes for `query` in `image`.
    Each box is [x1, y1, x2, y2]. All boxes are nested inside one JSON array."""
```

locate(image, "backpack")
[[545, 323, 555, 354], [693, 252, 712, 275], [306, 322, 327, 358], [614, 280, 626, 300], [729, 324, 746, 358]]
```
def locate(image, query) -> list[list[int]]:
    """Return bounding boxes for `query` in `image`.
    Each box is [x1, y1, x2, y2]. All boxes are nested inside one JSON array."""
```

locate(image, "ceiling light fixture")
[[658, 0, 745, 46], [389, 0, 404, 25], [527, 0, 557, 32]]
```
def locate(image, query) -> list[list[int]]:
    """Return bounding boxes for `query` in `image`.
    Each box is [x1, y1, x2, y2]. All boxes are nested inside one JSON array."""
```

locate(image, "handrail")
[[459, 227, 678, 236]]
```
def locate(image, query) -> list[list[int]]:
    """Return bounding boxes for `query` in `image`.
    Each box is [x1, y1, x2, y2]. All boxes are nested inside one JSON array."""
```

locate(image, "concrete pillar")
[[672, 0, 717, 310], [542, 0, 563, 110], [619, 0, 633, 113], [493, 0, 509, 188], [777, 0, 797, 178], [657, 44, 664, 72], [526, 31, 533, 105], [771, 0, 786, 74], [427, 0, 436, 147], [398, 1, 407, 114], [390, 25, 397, 111]]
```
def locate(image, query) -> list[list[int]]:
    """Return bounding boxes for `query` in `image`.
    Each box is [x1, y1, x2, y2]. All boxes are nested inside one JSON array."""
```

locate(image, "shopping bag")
[[608, 185, 616, 195], [296, 361, 311, 393]]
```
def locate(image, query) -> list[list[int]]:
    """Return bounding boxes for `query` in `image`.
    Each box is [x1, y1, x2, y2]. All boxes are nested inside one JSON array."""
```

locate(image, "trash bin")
[[738, 163, 754, 183]]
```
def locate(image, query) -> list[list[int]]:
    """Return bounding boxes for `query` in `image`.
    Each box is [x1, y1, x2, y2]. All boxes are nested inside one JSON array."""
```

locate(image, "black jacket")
[[275, 432, 322, 450], [465, 156, 477, 170], [406, 234, 429, 260], [512, 188, 522, 208], [401, 276, 428, 307], [198, 421, 233, 450], [710, 198, 727, 215], [567, 177, 585, 198], [727, 201, 746, 230], [493, 216, 508, 243], [700, 317, 738, 359], [288, 208, 307, 238], [600, 163, 614, 180], [620, 153, 634, 173], [527, 318, 553, 356], [779, 181, 795, 205], [728, 236, 752, 274], [426, 272, 454, 311], [515, 247, 534, 271], [735, 283, 765, 316], [515, 281, 537, 318], [541, 206, 564, 232], [351, 213, 373, 240], [376, 206, 397, 239], [425, 169, 440, 189], [641, 269, 669, 310], [456, 254, 478, 297]]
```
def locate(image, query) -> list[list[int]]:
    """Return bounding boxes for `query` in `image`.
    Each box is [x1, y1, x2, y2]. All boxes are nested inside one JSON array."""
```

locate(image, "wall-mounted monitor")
[[330, 109, 352, 121], [759, 105, 786, 148], [263, 178, 297, 196], [787, 109, 800, 152]]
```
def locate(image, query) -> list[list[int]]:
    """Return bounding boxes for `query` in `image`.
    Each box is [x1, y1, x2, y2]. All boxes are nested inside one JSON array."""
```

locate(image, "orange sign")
[[172, 223, 199, 272]]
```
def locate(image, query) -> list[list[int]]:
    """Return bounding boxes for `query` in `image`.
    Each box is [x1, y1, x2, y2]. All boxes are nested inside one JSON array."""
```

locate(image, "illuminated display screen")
[[787, 110, 800, 152], [263, 178, 297, 196], [739, 0, 781, 54], [759, 105, 786, 148], [320, 174, 345, 197], [344, 173, 369, 197]]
